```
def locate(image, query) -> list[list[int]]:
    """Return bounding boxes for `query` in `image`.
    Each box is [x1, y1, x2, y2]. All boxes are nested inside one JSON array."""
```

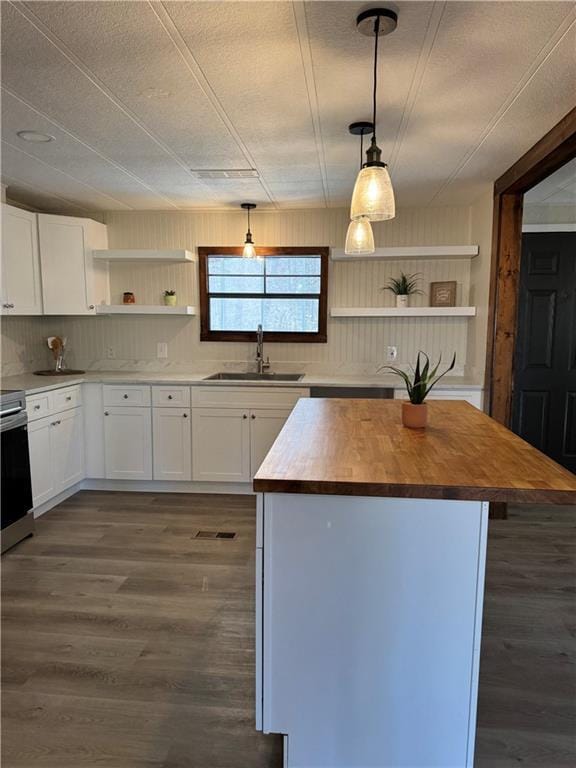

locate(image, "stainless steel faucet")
[[255, 324, 270, 374]]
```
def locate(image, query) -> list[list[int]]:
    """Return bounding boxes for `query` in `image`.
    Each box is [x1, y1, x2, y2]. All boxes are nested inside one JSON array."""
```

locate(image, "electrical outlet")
[[157, 342, 168, 359], [105, 346, 115, 359], [386, 346, 398, 362]]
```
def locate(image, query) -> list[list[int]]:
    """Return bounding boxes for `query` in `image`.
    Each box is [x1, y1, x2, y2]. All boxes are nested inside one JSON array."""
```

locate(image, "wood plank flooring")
[[2, 492, 574, 767]]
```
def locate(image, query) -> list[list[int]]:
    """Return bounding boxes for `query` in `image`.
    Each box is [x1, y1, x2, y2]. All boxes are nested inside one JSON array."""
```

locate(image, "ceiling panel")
[[525, 157, 576, 204], [1, 0, 575, 212]]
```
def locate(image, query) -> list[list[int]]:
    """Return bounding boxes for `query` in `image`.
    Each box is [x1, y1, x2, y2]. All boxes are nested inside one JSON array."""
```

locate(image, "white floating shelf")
[[331, 307, 476, 318], [93, 249, 196, 263], [331, 245, 478, 261], [95, 305, 197, 316]]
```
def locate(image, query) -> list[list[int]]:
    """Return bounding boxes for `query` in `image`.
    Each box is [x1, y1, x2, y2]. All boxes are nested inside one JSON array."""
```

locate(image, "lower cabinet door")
[[104, 406, 152, 480], [250, 409, 292, 477], [27, 416, 56, 507], [53, 407, 85, 492], [152, 407, 192, 481], [192, 408, 250, 482]]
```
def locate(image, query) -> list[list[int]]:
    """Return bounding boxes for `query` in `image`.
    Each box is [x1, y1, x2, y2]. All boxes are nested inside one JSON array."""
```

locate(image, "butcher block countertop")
[[253, 399, 576, 504]]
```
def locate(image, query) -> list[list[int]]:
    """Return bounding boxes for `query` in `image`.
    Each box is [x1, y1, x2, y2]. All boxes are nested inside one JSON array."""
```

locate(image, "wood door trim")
[[486, 107, 576, 426]]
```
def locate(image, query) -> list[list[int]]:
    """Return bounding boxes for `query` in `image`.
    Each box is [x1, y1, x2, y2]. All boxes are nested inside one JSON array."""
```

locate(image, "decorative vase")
[[123, 292, 135, 304], [396, 294, 409, 308], [402, 401, 428, 429], [164, 295, 177, 307]]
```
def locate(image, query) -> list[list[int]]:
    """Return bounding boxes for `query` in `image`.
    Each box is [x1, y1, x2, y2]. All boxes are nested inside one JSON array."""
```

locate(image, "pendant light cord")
[[247, 206, 251, 236], [372, 15, 380, 142]]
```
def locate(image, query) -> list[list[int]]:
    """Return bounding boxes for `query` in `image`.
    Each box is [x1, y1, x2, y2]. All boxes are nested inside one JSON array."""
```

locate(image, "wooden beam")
[[488, 193, 524, 426], [494, 106, 576, 195]]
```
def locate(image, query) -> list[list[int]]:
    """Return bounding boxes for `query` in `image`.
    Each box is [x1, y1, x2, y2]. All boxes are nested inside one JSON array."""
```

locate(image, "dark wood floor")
[[2, 493, 574, 767]]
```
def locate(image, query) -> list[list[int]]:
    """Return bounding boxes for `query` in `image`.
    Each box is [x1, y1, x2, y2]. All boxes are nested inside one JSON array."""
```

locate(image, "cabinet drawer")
[[26, 392, 52, 421], [52, 385, 82, 413], [152, 386, 191, 408], [191, 386, 309, 410], [103, 385, 151, 407]]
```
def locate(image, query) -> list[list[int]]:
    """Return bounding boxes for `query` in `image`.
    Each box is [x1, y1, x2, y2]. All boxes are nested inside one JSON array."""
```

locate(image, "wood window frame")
[[485, 108, 576, 521], [198, 246, 329, 342]]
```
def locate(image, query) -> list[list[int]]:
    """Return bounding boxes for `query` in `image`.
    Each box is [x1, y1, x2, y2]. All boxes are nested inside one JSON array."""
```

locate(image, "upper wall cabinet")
[[38, 214, 109, 315], [1, 204, 43, 315]]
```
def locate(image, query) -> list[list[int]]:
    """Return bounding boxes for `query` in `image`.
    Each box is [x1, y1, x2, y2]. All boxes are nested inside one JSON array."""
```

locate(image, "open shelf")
[[331, 245, 478, 261], [330, 307, 476, 318], [93, 249, 196, 263], [95, 305, 197, 316]]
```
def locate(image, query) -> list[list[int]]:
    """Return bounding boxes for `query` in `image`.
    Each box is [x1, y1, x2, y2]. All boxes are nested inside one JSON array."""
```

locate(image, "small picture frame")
[[430, 281, 457, 307]]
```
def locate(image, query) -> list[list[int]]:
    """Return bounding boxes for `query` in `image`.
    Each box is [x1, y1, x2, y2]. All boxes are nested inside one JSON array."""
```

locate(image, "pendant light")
[[350, 8, 397, 222], [241, 203, 257, 259], [345, 122, 375, 255]]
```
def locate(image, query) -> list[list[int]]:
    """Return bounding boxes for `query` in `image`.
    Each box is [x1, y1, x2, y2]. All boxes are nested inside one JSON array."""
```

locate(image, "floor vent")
[[195, 531, 237, 540]]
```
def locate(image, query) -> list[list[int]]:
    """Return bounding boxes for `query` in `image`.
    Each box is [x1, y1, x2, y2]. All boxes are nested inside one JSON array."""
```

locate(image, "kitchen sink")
[[204, 372, 304, 382]]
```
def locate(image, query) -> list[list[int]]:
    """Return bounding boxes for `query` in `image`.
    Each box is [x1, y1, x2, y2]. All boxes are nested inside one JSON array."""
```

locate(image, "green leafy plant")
[[382, 351, 456, 404], [164, 289, 176, 296], [382, 272, 422, 296]]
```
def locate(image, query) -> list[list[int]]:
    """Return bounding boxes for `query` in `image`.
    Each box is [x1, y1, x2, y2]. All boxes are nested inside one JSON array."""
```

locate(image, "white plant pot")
[[396, 295, 409, 308]]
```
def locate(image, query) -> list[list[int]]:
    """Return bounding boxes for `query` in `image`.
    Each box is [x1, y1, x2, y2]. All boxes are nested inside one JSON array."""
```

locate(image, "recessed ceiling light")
[[17, 130, 54, 143]]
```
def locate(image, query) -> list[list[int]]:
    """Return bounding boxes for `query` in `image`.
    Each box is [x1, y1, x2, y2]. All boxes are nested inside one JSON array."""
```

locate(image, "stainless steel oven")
[[1, 389, 34, 553]]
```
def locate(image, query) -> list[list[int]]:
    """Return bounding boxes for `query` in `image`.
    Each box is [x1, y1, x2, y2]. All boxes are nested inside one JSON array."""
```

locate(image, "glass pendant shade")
[[350, 164, 395, 222], [242, 239, 257, 259], [345, 217, 375, 255]]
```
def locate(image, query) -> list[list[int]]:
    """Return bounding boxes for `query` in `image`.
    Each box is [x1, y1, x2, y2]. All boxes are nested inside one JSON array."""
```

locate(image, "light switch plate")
[[157, 342, 168, 359]]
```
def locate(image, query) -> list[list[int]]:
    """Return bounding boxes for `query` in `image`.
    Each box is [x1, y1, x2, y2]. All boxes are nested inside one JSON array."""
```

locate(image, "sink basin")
[[204, 372, 304, 382]]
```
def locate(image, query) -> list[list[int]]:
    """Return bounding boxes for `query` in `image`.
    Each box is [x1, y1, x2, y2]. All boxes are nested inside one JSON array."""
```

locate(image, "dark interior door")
[[512, 232, 576, 472]]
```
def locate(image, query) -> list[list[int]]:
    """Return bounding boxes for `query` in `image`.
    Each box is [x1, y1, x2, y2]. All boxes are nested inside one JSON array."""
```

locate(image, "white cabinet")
[[103, 406, 152, 480], [250, 409, 292, 477], [52, 408, 85, 491], [191, 387, 308, 483], [28, 417, 56, 506], [1, 204, 42, 315], [192, 408, 250, 483], [37, 214, 109, 315], [152, 407, 192, 481], [27, 407, 84, 508]]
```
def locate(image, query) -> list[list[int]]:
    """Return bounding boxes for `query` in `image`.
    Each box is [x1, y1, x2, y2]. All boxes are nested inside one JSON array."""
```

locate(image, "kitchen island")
[[253, 399, 576, 768]]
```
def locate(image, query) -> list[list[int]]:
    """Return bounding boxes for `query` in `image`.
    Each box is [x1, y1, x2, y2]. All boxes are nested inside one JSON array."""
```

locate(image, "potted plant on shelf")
[[383, 351, 456, 429], [382, 272, 422, 308], [163, 289, 177, 307]]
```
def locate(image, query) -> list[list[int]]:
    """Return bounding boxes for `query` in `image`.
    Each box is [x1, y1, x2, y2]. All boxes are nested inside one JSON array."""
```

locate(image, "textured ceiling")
[[1, 1, 575, 213], [525, 157, 576, 205]]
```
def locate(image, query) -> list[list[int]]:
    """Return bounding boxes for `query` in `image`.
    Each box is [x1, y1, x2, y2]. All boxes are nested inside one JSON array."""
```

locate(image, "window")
[[198, 247, 329, 342]]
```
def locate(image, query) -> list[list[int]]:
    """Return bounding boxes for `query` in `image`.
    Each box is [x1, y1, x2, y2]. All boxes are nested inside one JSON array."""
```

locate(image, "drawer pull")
[[104, 411, 109, 416], [183, 413, 188, 418], [251, 414, 256, 420], [243, 414, 248, 419], [51, 420, 61, 427], [66, 396, 72, 401], [168, 395, 173, 400], [34, 404, 41, 410], [123, 394, 129, 399]]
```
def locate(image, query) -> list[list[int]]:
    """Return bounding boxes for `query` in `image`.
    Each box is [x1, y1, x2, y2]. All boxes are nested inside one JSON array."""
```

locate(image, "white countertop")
[[2, 370, 484, 396]]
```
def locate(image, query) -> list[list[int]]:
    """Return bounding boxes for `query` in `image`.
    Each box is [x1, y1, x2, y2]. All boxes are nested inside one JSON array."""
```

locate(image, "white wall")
[[466, 187, 494, 381], [1, 205, 490, 378]]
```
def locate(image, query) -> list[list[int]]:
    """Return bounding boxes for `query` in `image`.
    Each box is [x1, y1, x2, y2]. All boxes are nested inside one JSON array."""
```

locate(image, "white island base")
[[256, 493, 489, 768]]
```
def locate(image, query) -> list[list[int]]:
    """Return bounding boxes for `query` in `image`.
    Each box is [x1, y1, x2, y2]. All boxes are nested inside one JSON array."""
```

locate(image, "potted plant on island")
[[382, 272, 422, 308], [164, 289, 177, 307], [383, 351, 456, 429]]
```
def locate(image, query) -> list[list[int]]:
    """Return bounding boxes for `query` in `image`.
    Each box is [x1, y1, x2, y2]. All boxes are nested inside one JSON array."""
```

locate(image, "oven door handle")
[[0, 410, 28, 433], [1, 406, 24, 418]]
